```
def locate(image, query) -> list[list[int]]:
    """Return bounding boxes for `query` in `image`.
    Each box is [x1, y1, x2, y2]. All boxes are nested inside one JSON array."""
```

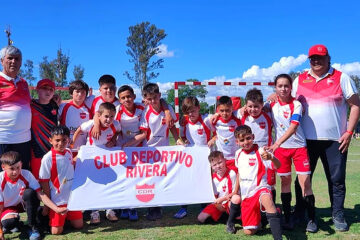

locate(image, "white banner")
[[67, 145, 215, 210]]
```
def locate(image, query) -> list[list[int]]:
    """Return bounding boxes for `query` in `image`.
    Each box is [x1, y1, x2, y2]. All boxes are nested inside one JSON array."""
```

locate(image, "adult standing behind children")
[[291, 45, 360, 231], [0, 45, 31, 169]]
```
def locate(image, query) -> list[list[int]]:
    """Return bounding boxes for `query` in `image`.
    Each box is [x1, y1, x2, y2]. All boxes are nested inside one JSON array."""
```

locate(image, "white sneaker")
[[90, 210, 100, 225], [106, 209, 118, 222]]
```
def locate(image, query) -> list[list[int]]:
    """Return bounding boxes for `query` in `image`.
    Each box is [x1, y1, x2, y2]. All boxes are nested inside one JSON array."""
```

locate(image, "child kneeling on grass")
[[0, 151, 67, 240], [197, 151, 241, 234]]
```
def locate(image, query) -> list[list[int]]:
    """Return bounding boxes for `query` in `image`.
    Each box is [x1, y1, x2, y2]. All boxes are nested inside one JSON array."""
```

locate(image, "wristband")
[[346, 130, 353, 135]]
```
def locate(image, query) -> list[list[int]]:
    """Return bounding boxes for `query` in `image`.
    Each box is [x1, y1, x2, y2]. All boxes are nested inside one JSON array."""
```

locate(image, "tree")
[[18, 60, 36, 86], [166, 79, 209, 114], [350, 75, 360, 95], [73, 64, 84, 80], [39, 47, 69, 86], [124, 21, 167, 89], [289, 71, 301, 80]]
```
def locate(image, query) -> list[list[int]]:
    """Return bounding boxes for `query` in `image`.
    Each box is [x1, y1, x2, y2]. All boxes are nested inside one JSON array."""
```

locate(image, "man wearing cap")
[[0, 45, 32, 169], [293, 44, 360, 231], [30, 79, 58, 179]]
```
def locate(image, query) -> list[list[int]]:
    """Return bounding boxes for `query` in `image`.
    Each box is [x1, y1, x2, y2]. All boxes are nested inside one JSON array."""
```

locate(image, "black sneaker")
[[154, 207, 162, 219], [292, 208, 305, 225], [146, 208, 156, 221], [282, 220, 294, 230], [333, 212, 349, 232], [306, 220, 318, 233], [226, 222, 236, 234]]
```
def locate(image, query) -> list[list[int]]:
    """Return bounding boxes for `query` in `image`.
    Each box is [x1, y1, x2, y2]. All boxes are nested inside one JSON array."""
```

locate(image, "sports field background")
[[9, 139, 360, 240]]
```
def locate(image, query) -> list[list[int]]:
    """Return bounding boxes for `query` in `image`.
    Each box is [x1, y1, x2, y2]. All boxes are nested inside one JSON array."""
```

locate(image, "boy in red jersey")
[[197, 151, 241, 234], [30, 79, 58, 179]]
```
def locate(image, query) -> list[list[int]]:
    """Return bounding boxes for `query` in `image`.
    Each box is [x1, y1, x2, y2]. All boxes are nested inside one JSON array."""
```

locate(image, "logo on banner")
[[229, 125, 235, 132], [283, 111, 289, 119], [136, 184, 155, 202], [80, 112, 87, 119], [259, 122, 266, 129], [197, 128, 204, 135], [249, 158, 256, 166]]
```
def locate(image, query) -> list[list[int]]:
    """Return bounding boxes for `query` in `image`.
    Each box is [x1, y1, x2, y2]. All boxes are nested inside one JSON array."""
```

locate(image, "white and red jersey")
[[39, 148, 74, 206], [270, 97, 306, 148], [212, 168, 237, 204], [235, 145, 275, 200], [85, 95, 121, 117], [237, 111, 273, 147], [212, 115, 241, 159], [59, 101, 92, 149], [292, 68, 357, 141], [139, 105, 177, 147], [80, 119, 121, 146], [0, 72, 31, 144], [180, 115, 214, 146], [115, 103, 145, 146], [0, 170, 40, 208]]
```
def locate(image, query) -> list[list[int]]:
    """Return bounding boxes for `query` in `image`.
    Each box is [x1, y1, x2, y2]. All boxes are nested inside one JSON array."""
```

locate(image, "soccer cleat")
[[282, 218, 294, 230], [106, 209, 119, 222], [306, 220, 318, 233], [154, 207, 163, 219], [120, 209, 130, 219], [226, 222, 236, 234], [129, 209, 139, 221], [146, 208, 156, 221], [173, 208, 187, 219], [29, 228, 41, 240], [333, 212, 349, 232], [90, 210, 101, 225]]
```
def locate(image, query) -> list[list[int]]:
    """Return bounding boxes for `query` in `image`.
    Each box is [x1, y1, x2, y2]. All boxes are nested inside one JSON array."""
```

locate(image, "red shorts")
[[30, 151, 42, 180], [202, 202, 229, 221], [0, 204, 24, 220], [49, 204, 82, 227], [274, 147, 311, 176], [241, 188, 272, 229]]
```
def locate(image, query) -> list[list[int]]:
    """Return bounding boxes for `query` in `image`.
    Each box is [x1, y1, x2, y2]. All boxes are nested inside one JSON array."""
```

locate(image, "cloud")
[[156, 44, 174, 58], [332, 62, 360, 76], [242, 54, 308, 81]]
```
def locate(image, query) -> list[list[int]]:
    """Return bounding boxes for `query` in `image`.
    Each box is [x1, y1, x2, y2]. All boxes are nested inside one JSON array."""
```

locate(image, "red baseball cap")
[[36, 79, 55, 89], [308, 44, 328, 57]]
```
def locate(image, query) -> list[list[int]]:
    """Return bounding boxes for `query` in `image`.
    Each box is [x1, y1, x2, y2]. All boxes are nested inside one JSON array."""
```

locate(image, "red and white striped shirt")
[[180, 115, 214, 146], [212, 168, 237, 204], [85, 95, 120, 117], [80, 120, 121, 146]]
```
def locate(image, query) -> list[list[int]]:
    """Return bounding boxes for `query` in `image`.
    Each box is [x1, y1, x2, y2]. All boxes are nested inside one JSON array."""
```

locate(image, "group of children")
[[0, 73, 317, 240]]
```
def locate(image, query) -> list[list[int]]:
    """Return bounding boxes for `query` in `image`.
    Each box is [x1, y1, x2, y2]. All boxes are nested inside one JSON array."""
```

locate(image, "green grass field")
[[8, 139, 360, 240]]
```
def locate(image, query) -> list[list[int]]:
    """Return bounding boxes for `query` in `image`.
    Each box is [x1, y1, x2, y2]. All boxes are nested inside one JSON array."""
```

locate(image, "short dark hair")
[[69, 80, 89, 96], [217, 96, 232, 107], [117, 85, 135, 97], [245, 88, 263, 104], [98, 102, 116, 115], [234, 125, 253, 139], [274, 73, 293, 86], [182, 97, 200, 114], [98, 74, 116, 86], [208, 151, 225, 163], [51, 126, 70, 138], [142, 83, 160, 97], [0, 151, 21, 166]]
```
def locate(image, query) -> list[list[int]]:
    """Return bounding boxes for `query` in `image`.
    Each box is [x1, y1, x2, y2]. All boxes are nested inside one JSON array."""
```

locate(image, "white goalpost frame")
[[173, 81, 275, 130]]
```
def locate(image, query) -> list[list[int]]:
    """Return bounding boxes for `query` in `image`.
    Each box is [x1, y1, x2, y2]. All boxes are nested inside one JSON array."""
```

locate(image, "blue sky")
[[2, 0, 360, 102]]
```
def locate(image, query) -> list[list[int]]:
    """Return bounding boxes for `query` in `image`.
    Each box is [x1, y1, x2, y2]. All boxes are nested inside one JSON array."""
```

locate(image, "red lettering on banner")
[[126, 164, 167, 178], [146, 165, 152, 177], [132, 152, 138, 165], [169, 151, 176, 162], [110, 153, 118, 166], [154, 150, 161, 162], [103, 155, 110, 168], [140, 151, 146, 163], [126, 167, 134, 177], [147, 150, 153, 162], [160, 164, 167, 176], [162, 151, 168, 162], [185, 155, 193, 167], [119, 152, 126, 164], [94, 156, 102, 169], [153, 164, 160, 176]]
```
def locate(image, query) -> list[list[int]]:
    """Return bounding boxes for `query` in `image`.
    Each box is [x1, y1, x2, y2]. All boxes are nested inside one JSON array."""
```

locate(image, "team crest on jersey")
[[283, 111, 289, 119], [222, 185, 226, 192], [248, 158, 256, 166], [136, 184, 155, 202], [197, 128, 204, 135], [224, 139, 229, 145], [161, 118, 166, 125], [229, 125, 235, 132], [327, 78, 334, 86], [80, 112, 87, 119], [51, 109, 57, 115], [259, 122, 266, 129], [106, 134, 113, 141]]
